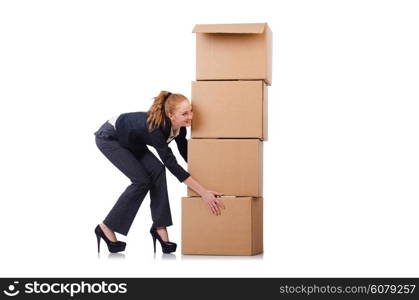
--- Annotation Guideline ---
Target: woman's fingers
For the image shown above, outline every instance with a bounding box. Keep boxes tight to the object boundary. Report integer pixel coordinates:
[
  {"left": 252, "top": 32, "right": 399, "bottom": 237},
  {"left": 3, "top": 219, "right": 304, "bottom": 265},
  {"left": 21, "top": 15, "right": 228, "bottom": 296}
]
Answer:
[
  {"left": 213, "top": 203, "right": 219, "bottom": 215},
  {"left": 204, "top": 192, "right": 225, "bottom": 215},
  {"left": 215, "top": 202, "right": 221, "bottom": 215},
  {"left": 206, "top": 199, "right": 225, "bottom": 215},
  {"left": 207, "top": 201, "right": 219, "bottom": 215},
  {"left": 215, "top": 199, "right": 225, "bottom": 210},
  {"left": 214, "top": 201, "right": 222, "bottom": 215},
  {"left": 209, "top": 203, "right": 217, "bottom": 215}
]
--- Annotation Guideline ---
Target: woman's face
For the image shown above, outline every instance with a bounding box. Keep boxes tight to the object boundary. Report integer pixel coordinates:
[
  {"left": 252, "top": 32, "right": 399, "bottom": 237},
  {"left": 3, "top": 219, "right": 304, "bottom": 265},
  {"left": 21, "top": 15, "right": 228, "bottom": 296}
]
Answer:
[{"left": 169, "top": 100, "right": 193, "bottom": 128}]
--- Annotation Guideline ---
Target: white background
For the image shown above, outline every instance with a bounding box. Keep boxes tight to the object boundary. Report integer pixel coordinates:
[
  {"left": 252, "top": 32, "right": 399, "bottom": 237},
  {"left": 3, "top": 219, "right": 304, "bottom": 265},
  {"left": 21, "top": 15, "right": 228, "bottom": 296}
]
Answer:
[{"left": 0, "top": 0, "right": 418, "bottom": 277}]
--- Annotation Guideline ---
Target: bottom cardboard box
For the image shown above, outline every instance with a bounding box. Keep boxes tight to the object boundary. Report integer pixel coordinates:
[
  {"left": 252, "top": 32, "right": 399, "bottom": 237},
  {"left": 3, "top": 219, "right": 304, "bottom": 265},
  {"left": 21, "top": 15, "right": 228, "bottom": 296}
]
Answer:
[{"left": 181, "top": 196, "right": 263, "bottom": 256}]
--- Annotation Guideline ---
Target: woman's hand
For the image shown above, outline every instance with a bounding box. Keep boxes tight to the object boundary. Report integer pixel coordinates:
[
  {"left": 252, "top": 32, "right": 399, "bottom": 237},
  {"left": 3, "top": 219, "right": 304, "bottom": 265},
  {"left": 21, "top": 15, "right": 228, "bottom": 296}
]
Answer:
[
  {"left": 201, "top": 190, "right": 225, "bottom": 215},
  {"left": 182, "top": 176, "right": 225, "bottom": 215}
]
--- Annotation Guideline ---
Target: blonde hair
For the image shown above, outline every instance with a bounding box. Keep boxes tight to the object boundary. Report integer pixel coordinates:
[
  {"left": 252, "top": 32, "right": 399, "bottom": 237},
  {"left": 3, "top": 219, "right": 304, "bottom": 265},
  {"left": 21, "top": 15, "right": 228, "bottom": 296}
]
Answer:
[{"left": 147, "top": 90, "right": 188, "bottom": 131}]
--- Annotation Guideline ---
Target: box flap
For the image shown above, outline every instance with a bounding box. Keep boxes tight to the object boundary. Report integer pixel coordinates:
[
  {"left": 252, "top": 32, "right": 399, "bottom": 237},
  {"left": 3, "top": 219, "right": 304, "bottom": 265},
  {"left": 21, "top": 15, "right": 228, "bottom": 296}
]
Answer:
[{"left": 193, "top": 23, "right": 266, "bottom": 34}]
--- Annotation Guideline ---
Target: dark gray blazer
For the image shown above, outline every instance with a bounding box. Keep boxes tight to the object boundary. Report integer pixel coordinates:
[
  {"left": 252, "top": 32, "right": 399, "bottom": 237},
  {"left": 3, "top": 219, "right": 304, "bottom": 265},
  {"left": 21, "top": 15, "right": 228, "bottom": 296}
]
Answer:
[{"left": 115, "top": 112, "right": 190, "bottom": 182}]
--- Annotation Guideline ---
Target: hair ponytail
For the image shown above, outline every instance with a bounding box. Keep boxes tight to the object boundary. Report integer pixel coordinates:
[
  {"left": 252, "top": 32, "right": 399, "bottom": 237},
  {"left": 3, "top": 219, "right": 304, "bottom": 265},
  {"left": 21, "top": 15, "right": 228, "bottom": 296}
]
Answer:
[{"left": 147, "top": 91, "right": 188, "bottom": 131}]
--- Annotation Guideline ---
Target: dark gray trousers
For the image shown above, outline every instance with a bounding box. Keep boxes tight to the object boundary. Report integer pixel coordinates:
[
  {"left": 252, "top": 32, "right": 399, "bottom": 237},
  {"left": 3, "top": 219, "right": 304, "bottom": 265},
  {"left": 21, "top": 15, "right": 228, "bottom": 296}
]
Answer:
[{"left": 94, "top": 121, "right": 172, "bottom": 236}]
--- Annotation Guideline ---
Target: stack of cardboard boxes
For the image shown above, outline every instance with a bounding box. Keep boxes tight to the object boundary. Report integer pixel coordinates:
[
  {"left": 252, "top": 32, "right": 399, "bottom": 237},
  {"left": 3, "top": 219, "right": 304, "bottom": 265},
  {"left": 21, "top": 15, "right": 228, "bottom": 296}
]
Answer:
[{"left": 182, "top": 23, "right": 272, "bottom": 255}]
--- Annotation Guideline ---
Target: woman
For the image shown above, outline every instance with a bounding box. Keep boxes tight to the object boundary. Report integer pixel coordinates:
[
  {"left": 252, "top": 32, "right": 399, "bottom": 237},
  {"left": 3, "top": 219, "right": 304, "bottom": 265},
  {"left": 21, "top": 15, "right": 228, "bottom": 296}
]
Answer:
[{"left": 94, "top": 91, "right": 224, "bottom": 254}]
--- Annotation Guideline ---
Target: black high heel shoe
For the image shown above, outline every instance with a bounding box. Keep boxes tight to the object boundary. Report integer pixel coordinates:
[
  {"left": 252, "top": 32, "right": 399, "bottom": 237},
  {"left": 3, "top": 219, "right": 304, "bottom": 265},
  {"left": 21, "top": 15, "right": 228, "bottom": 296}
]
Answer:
[
  {"left": 150, "top": 226, "right": 177, "bottom": 254},
  {"left": 95, "top": 225, "right": 126, "bottom": 253}
]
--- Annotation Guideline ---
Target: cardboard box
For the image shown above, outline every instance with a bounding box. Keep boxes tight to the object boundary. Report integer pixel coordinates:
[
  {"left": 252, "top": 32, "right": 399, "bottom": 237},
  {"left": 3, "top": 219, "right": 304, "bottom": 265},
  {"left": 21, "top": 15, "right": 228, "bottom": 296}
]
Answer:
[
  {"left": 187, "top": 139, "right": 263, "bottom": 197},
  {"left": 193, "top": 23, "right": 272, "bottom": 85},
  {"left": 191, "top": 80, "right": 268, "bottom": 140},
  {"left": 182, "top": 196, "right": 263, "bottom": 255}
]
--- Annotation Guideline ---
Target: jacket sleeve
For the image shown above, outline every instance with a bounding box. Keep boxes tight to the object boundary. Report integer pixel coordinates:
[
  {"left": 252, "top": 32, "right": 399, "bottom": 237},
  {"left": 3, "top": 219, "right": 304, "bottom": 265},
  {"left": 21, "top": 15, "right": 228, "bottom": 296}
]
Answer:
[
  {"left": 149, "top": 128, "right": 190, "bottom": 182},
  {"left": 174, "top": 127, "right": 188, "bottom": 163}
]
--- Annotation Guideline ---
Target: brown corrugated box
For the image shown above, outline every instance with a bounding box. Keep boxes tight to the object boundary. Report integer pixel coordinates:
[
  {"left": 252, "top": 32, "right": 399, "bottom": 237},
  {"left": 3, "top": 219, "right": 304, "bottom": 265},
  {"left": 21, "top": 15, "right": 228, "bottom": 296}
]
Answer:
[
  {"left": 193, "top": 23, "right": 272, "bottom": 85},
  {"left": 191, "top": 80, "right": 268, "bottom": 140},
  {"left": 182, "top": 196, "right": 263, "bottom": 255},
  {"left": 187, "top": 139, "right": 263, "bottom": 197}
]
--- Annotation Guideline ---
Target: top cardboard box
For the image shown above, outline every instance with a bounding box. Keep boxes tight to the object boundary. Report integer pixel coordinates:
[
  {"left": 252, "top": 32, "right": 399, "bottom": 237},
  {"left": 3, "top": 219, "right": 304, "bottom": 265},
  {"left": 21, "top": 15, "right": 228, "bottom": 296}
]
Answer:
[{"left": 193, "top": 23, "right": 272, "bottom": 86}]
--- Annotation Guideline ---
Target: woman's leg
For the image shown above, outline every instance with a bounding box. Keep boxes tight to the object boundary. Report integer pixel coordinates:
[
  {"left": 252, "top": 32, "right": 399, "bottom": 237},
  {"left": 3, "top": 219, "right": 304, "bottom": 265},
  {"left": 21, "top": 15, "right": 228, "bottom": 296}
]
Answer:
[
  {"left": 135, "top": 149, "right": 173, "bottom": 241},
  {"left": 95, "top": 135, "right": 151, "bottom": 236}
]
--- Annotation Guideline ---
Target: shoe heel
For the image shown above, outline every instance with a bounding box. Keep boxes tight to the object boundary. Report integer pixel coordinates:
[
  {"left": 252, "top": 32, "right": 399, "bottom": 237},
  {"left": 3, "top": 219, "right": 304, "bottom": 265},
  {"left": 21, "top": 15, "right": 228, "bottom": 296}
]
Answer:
[
  {"left": 152, "top": 236, "right": 157, "bottom": 253},
  {"left": 96, "top": 234, "right": 101, "bottom": 253}
]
